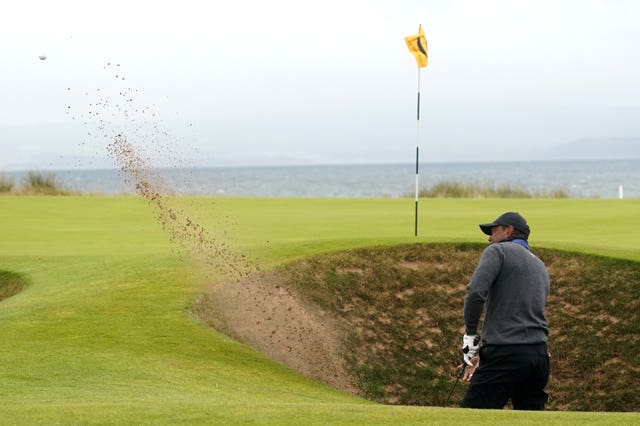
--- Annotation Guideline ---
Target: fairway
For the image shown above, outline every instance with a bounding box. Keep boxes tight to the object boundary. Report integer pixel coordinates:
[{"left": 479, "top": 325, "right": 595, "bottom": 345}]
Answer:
[{"left": 0, "top": 196, "right": 639, "bottom": 424}]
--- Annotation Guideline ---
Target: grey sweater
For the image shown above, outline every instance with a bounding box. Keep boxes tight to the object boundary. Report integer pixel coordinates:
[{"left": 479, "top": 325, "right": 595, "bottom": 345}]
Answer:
[{"left": 464, "top": 241, "right": 550, "bottom": 345}]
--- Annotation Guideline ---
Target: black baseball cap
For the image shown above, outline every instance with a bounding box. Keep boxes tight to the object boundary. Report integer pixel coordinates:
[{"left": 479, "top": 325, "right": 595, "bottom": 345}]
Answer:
[{"left": 479, "top": 212, "right": 530, "bottom": 238}]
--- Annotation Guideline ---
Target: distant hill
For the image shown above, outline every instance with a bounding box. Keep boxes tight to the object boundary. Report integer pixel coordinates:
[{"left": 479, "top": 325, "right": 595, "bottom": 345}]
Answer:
[{"left": 543, "top": 137, "right": 640, "bottom": 160}]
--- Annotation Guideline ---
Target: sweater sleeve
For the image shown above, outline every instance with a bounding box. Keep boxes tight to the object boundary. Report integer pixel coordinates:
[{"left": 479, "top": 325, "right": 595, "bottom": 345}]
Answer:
[{"left": 464, "top": 245, "right": 503, "bottom": 335}]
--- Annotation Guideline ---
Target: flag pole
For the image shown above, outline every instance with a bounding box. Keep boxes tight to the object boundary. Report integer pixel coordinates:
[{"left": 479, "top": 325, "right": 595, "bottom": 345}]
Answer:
[
  {"left": 404, "top": 24, "right": 428, "bottom": 237},
  {"left": 414, "top": 67, "right": 421, "bottom": 237}
]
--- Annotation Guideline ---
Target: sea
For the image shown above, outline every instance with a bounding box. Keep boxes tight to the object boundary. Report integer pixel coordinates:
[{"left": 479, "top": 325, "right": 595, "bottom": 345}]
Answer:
[{"left": 5, "top": 159, "right": 639, "bottom": 199}]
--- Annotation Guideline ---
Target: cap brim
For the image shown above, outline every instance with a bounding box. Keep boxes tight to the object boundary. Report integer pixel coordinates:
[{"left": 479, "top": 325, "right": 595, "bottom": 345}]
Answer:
[{"left": 479, "top": 222, "right": 498, "bottom": 235}]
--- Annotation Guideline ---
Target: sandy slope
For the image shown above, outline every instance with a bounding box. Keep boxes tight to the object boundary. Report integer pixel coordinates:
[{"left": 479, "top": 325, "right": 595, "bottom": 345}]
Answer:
[{"left": 192, "top": 272, "right": 359, "bottom": 395}]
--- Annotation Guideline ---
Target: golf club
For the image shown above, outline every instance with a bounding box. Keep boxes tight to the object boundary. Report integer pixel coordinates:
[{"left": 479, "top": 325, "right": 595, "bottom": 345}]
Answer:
[
  {"left": 446, "top": 363, "right": 466, "bottom": 404},
  {"left": 446, "top": 335, "right": 481, "bottom": 405}
]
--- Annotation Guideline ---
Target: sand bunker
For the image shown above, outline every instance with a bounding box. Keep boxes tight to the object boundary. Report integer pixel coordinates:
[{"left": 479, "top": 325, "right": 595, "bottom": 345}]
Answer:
[{"left": 192, "top": 272, "right": 358, "bottom": 394}]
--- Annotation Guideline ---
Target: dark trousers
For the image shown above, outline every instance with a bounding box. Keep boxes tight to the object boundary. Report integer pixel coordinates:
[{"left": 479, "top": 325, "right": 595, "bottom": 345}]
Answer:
[{"left": 461, "top": 342, "right": 550, "bottom": 410}]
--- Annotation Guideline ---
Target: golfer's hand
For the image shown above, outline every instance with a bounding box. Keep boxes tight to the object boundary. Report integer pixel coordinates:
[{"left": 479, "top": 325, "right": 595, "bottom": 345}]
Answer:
[{"left": 456, "top": 356, "right": 479, "bottom": 382}]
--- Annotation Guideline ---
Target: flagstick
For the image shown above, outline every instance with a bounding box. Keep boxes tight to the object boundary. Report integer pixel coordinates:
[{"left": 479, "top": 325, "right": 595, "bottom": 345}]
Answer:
[{"left": 414, "top": 67, "right": 421, "bottom": 237}]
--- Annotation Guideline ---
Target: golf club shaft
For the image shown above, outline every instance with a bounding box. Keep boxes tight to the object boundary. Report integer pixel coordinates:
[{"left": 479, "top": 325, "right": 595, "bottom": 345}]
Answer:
[{"left": 446, "top": 364, "right": 466, "bottom": 404}]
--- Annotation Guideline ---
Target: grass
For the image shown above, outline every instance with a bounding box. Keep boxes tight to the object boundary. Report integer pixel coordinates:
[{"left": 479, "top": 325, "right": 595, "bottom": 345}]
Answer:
[{"left": 0, "top": 195, "right": 639, "bottom": 424}]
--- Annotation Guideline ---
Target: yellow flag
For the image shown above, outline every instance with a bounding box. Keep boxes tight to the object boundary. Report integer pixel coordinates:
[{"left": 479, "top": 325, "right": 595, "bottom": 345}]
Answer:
[{"left": 405, "top": 25, "right": 428, "bottom": 68}]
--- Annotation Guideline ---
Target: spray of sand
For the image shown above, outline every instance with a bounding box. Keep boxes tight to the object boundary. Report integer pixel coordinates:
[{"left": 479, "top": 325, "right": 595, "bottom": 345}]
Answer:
[
  {"left": 106, "top": 133, "right": 256, "bottom": 278},
  {"left": 68, "top": 62, "right": 356, "bottom": 393}
]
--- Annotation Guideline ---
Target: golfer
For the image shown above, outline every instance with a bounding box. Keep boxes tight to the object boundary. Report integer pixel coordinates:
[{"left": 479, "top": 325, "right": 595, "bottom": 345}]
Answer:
[{"left": 459, "top": 212, "right": 550, "bottom": 410}]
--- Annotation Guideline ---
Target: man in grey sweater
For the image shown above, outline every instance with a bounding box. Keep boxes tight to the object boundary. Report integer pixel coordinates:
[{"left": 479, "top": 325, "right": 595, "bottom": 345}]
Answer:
[{"left": 460, "top": 212, "right": 550, "bottom": 410}]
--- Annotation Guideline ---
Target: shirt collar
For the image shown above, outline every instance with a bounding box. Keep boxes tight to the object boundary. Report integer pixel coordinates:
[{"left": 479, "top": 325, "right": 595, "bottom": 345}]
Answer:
[{"left": 501, "top": 238, "right": 530, "bottom": 250}]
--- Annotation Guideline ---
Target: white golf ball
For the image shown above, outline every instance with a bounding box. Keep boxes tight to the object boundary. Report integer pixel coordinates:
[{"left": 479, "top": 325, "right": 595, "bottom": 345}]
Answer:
[{"left": 39, "top": 54, "right": 47, "bottom": 60}]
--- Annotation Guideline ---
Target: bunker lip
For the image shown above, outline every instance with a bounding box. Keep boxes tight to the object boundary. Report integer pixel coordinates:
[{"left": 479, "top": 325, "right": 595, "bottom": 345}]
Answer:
[{"left": 0, "top": 270, "right": 28, "bottom": 302}]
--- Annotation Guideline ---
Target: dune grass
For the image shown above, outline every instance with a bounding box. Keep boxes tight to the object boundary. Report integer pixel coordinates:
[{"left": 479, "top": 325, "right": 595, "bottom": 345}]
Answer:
[
  {"left": 0, "top": 195, "right": 639, "bottom": 424},
  {"left": 0, "top": 173, "right": 15, "bottom": 193},
  {"left": 0, "top": 171, "right": 72, "bottom": 195}
]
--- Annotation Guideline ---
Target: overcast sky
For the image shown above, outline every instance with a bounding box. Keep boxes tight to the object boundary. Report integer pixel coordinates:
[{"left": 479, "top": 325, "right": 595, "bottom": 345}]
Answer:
[{"left": 1, "top": 0, "right": 639, "bottom": 170}]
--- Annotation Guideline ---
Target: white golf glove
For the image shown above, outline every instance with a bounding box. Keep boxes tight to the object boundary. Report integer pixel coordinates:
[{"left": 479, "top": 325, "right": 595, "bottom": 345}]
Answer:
[{"left": 462, "top": 334, "right": 480, "bottom": 366}]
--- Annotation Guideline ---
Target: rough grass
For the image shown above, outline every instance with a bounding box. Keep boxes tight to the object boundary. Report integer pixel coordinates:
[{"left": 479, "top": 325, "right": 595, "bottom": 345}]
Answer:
[
  {"left": 418, "top": 181, "right": 570, "bottom": 198},
  {"left": 270, "top": 243, "right": 640, "bottom": 411},
  {"left": 21, "top": 171, "right": 71, "bottom": 195}
]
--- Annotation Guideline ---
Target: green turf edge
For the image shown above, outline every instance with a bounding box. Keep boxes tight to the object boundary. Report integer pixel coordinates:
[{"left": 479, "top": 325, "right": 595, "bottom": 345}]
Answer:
[{"left": 1, "top": 402, "right": 638, "bottom": 425}]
